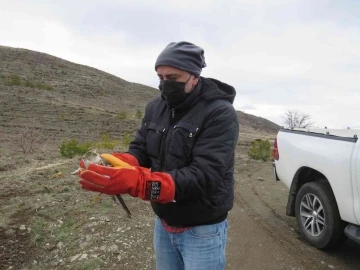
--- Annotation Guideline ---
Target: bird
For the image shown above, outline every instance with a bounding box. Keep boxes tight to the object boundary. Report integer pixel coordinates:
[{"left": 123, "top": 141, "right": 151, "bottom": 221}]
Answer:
[{"left": 71, "top": 150, "right": 132, "bottom": 218}]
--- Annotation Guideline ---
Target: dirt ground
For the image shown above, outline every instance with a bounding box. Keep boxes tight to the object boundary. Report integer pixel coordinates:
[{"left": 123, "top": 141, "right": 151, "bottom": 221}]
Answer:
[{"left": 1, "top": 141, "right": 360, "bottom": 270}]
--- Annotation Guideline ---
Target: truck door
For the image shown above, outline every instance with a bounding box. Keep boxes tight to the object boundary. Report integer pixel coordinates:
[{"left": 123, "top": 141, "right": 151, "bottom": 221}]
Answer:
[{"left": 354, "top": 141, "right": 360, "bottom": 224}]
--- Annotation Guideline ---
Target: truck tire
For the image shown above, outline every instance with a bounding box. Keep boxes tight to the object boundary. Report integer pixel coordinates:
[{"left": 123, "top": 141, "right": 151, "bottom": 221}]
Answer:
[{"left": 295, "top": 181, "right": 346, "bottom": 249}]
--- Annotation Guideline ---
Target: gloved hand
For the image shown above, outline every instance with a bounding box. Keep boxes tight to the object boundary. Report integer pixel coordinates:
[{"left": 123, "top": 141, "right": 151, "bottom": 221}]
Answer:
[
  {"left": 77, "top": 152, "right": 138, "bottom": 173},
  {"left": 79, "top": 164, "right": 175, "bottom": 204}
]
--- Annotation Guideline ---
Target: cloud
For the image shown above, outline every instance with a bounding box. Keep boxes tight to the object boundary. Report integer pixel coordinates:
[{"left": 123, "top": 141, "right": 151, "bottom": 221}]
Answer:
[
  {"left": 1, "top": 0, "right": 360, "bottom": 128},
  {"left": 222, "top": 22, "right": 360, "bottom": 128}
]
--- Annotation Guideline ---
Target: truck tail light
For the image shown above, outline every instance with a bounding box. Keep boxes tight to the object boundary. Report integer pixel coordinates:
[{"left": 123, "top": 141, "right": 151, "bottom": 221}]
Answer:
[{"left": 273, "top": 137, "right": 279, "bottom": 160}]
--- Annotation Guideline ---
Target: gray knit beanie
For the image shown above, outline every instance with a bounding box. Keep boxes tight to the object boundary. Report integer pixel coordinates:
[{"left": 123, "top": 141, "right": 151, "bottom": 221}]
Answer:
[{"left": 155, "top": 41, "right": 207, "bottom": 77}]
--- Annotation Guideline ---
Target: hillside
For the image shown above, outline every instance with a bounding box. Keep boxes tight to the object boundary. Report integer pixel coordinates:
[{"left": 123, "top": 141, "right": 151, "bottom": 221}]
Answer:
[
  {"left": 237, "top": 111, "right": 279, "bottom": 133},
  {"left": 0, "top": 45, "right": 279, "bottom": 153}
]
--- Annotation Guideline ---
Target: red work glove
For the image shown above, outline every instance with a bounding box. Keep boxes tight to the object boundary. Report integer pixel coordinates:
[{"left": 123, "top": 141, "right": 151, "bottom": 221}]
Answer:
[
  {"left": 79, "top": 165, "right": 175, "bottom": 204},
  {"left": 76, "top": 153, "right": 136, "bottom": 175}
]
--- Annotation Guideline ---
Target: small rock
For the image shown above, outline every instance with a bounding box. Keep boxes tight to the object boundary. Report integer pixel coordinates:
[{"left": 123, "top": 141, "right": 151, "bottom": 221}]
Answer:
[
  {"left": 100, "top": 216, "right": 110, "bottom": 222},
  {"left": 19, "top": 225, "right": 26, "bottom": 231},
  {"left": 86, "top": 222, "right": 98, "bottom": 228},
  {"left": 89, "top": 217, "right": 96, "bottom": 220},
  {"left": 328, "top": 265, "right": 335, "bottom": 269},
  {"left": 70, "top": 254, "right": 81, "bottom": 262},
  {"left": 45, "top": 243, "right": 56, "bottom": 251},
  {"left": 100, "top": 246, "right": 106, "bottom": 251},
  {"left": 57, "top": 242, "right": 65, "bottom": 249},
  {"left": 257, "top": 177, "right": 264, "bottom": 181},
  {"left": 27, "top": 228, "right": 31, "bottom": 233},
  {"left": 80, "top": 254, "right": 88, "bottom": 260},
  {"left": 33, "top": 260, "right": 37, "bottom": 265},
  {"left": 108, "top": 244, "right": 119, "bottom": 253},
  {"left": 117, "top": 255, "right": 122, "bottom": 261}
]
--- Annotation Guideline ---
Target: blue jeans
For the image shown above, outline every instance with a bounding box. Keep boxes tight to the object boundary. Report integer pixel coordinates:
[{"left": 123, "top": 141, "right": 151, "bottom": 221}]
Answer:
[{"left": 154, "top": 217, "right": 228, "bottom": 270}]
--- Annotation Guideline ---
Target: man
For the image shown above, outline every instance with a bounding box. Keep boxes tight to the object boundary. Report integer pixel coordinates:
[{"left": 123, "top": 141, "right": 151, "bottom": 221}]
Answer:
[{"left": 79, "top": 41, "right": 239, "bottom": 270}]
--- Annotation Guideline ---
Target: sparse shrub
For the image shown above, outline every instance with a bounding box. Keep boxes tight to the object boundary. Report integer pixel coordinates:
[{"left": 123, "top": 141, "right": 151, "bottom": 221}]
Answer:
[
  {"left": 55, "top": 185, "right": 70, "bottom": 193},
  {"left": 8, "top": 74, "right": 22, "bottom": 86},
  {"left": 30, "top": 216, "right": 47, "bottom": 245},
  {"left": 59, "top": 139, "right": 92, "bottom": 158},
  {"left": 247, "top": 139, "right": 272, "bottom": 161},
  {"left": 24, "top": 81, "right": 35, "bottom": 88},
  {"left": 116, "top": 111, "right": 127, "bottom": 120},
  {"left": 122, "top": 132, "right": 132, "bottom": 148},
  {"left": 35, "top": 82, "right": 54, "bottom": 90},
  {"left": 94, "top": 133, "right": 119, "bottom": 149},
  {"left": 78, "top": 259, "right": 103, "bottom": 270},
  {"left": 59, "top": 113, "right": 66, "bottom": 121},
  {"left": 4, "top": 74, "right": 53, "bottom": 90},
  {"left": 100, "top": 199, "right": 112, "bottom": 209},
  {"left": 15, "top": 127, "right": 41, "bottom": 154},
  {"left": 59, "top": 134, "right": 122, "bottom": 157},
  {"left": 54, "top": 219, "right": 75, "bottom": 242},
  {"left": 135, "top": 109, "right": 143, "bottom": 119}
]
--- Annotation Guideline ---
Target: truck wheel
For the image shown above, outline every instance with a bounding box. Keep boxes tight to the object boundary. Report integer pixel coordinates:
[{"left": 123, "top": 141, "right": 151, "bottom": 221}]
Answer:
[{"left": 295, "top": 181, "right": 346, "bottom": 249}]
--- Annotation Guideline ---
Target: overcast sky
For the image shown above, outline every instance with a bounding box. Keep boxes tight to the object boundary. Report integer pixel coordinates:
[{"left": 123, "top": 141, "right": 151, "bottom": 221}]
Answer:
[{"left": 1, "top": 0, "right": 360, "bottom": 128}]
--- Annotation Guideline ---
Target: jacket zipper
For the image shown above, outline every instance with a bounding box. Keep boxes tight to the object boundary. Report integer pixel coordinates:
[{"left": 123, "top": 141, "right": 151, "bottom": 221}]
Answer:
[{"left": 160, "top": 108, "right": 175, "bottom": 171}]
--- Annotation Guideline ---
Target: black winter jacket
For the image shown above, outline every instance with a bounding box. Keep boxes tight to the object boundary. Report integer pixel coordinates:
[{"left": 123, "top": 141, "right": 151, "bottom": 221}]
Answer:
[{"left": 128, "top": 77, "right": 239, "bottom": 227}]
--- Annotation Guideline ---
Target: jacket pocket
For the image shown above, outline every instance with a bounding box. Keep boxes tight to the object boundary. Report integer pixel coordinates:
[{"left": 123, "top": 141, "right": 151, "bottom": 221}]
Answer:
[
  {"left": 168, "top": 122, "right": 199, "bottom": 160},
  {"left": 145, "top": 122, "right": 165, "bottom": 158}
]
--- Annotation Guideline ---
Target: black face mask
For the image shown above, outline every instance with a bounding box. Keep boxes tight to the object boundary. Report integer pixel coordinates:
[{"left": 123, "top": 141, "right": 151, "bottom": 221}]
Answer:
[{"left": 158, "top": 76, "right": 192, "bottom": 107}]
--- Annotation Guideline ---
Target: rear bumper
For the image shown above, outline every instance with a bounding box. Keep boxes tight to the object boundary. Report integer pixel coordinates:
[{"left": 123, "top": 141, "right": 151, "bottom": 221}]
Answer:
[
  {"left": 272, "top": 162, "right": 280, "bottom": 182},
  {"left": 345, "top": 224, "right": 360, "bottom": 245}
]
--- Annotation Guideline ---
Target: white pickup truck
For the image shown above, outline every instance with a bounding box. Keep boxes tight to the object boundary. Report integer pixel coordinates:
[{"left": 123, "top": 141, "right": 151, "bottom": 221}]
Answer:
[{"left": 273, "top": 127, "right": 360, "bottom": 249}]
